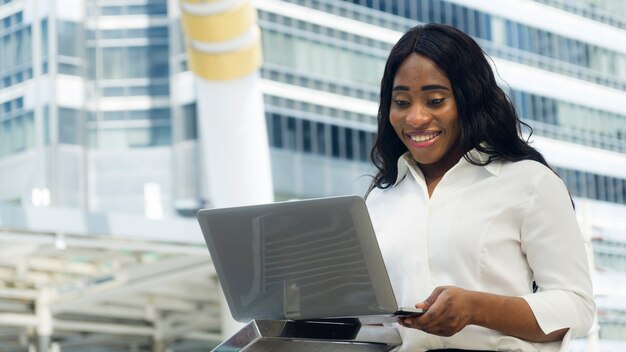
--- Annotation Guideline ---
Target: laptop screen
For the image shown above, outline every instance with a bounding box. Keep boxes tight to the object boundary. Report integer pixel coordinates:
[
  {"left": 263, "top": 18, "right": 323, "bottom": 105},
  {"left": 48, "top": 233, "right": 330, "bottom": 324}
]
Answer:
[{"left": 197, "top": 195, "right": 399, "bottom": 322}]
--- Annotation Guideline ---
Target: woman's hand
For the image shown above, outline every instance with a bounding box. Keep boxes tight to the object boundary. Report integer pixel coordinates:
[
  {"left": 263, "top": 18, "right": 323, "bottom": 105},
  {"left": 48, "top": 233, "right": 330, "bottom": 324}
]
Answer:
[
  {"left": 400, "top": 286, "right": 476, "bottom": 336},
  {"left": 398, "top": 286, "right": 569, "bottom": 342}
]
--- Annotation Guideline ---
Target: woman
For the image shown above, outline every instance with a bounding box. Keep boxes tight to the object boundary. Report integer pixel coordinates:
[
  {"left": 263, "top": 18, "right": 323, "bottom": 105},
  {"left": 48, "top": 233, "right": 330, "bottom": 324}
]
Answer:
[{"left": 366, "top": 23, "right": 595, "bottom": 351}]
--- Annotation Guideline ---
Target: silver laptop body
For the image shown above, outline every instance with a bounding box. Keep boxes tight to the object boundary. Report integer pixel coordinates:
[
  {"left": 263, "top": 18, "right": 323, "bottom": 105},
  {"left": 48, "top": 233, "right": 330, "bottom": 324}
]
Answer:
[{"left": 197, "top": 195, "right": 424, "bottom": 323}]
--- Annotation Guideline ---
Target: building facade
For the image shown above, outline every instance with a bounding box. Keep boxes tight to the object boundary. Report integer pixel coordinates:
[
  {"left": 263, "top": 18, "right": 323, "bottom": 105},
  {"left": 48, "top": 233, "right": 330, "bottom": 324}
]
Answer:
[{"left": 1, "top": 0, "right": 626, "bottom": 350}]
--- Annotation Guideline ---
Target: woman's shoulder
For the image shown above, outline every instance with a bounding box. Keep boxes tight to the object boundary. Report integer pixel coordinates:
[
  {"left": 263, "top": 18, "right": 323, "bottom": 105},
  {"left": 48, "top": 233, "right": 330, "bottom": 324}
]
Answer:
[
  {"left": 365, "top": 185, "right": 388, "bottom": 205},
  {"left": 365, "top": 181, "right": 411, "bottom": 208},
  {"left": 500, "top": 158, "right": 558, "bottom": 178},
  {"left": 499, "top": 159, "right": 567, "bottom": 191}
]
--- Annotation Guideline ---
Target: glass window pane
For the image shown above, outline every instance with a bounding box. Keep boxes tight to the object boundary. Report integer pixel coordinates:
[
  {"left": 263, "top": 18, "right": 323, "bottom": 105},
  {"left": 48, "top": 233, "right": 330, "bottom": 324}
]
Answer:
[
  {"left": 59, "top": 108, "right": 80, "bottom": 144},
  {"left": 100, "top": 129, "right": 126, "bottom": 148},
  {"left": 102, "top": 47, "right": 124, "bottom": 79},
  {"left": 58, "top": 20, "right": 80, "bottom": 57},
  {"left": 127, "top": 46, "right": 149, "bottom": 78},
  {"left": 128, "top": 127, "right": 150, "bottom": 147},
  {"left": 149, "top": 45, "right": 169, "bottom": 77},
  {"left": 151, "top": 126, "right": 171, "bottom": 146},
  {"left": 302, "top": 119, "right": 311, "bottom": 153}
]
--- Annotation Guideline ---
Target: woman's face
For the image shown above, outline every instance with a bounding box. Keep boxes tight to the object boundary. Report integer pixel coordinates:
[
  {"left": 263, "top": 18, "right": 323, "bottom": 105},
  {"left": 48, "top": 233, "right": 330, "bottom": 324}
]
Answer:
[{"left": 389, "top": 53, "right": 463, "bottom": 177}]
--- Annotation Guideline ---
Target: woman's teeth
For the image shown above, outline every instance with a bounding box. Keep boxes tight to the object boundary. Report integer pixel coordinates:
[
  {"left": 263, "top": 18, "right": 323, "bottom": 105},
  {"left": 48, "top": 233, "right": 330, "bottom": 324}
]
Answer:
[{"left": 410, "top": 132, "right": 439, "bottom": 142}]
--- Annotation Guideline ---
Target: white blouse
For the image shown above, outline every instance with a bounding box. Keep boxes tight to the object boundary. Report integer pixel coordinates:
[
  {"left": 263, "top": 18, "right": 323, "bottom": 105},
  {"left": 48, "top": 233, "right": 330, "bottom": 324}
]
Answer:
[{"left": 366, "top": 150, "right": 595, "bottom": 352}]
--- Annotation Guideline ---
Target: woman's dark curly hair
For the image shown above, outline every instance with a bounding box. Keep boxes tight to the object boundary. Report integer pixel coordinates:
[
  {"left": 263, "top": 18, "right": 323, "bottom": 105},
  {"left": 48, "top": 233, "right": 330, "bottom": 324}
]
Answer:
[{"left": 369, "top": 23, "right": 551, "bottom": 192}]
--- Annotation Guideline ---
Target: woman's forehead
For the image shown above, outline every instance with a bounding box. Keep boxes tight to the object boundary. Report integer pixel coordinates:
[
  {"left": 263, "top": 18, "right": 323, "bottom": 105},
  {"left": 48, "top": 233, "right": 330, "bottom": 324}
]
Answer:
[{"left": 393, "top": 53, "right": 451, "bottom": 88}]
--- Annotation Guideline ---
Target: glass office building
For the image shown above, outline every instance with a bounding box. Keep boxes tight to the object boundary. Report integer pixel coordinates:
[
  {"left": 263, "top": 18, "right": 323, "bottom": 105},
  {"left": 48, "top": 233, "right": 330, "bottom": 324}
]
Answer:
[{"left": 1, "top": 0, "right": 626, "bottom": 350}]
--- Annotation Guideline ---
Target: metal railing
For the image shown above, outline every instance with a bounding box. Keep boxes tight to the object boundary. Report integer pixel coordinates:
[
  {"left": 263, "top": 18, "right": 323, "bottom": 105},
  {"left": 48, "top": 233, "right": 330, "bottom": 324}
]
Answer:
[
  {"left": 479, "top": 39, "right": 626, "bottom": 92},
  {"left": 260, "top": 63, "right": 379, "bottom": 102},
  {"left": 525, "top": 119, "right": 626, "bottom": 154},
  {"left": 532, "top": 0, "right": 626, "bottom": 30},
  {"left": 283, "top": 0, "right": 626, "bottom": 91}
]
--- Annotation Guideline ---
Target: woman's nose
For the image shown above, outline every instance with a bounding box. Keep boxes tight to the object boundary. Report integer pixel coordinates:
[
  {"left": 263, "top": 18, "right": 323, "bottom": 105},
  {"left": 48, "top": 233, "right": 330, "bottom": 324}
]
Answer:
[{"left": 406, "top": 105, "right": 432, "bottom": 127}]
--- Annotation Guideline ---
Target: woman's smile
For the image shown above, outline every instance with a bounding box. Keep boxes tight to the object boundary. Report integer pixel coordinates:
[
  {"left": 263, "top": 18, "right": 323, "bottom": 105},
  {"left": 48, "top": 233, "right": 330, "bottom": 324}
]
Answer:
[
  {"left": 406, "top": 131, "right": 442, "bottom": 147},
  {"left": 390, "top": 53, "right": 463, "bottom": 177}
]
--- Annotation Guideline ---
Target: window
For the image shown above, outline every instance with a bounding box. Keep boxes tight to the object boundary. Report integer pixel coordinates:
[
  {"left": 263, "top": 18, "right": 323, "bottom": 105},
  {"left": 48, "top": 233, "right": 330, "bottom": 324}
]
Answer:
[
  {"left": 260, "top": 27, "right": 386, "bottom": 86},
  {"left": 315, "top": 122, "right": 327, "bottom": 156},
  {"left": 58, "top": 20, "right": 81, "bottom": 58},
  {"left": 286, "top": 117, "right": 297, "bottom": 151},
  {"left": 0, "top": 18, "right": 33, "bottom": 88},
  {"left": 345, "top": 128, "right": 354, "bottom": 160},
  {"left": 331, "top": 125, "right": 340, "bottom": 158},
  {"left": 270, "top": 113, "right": 282, "bottom": 148},
  {"left": 181, "top": 103, "right": 197, "bottom": 141},
  {"left": 264, "top": 110, "right": 374, "bottom": 163},
  {"left": 100, "top": 45, "right": 169, "bottom": 79},
  {"left": 59, "top": 108, "right": 81, "bottom": 145},
  {"left": 94, "top": 125, "right": 171, "bottom": 149},
  {"left": 556, "top": 167, "right": 626, "bottom": 205},
  {"left": 302, "top": 119, "right": 312, "bottom": 153},
  {"left": 0, "top": 98, "right": 35, "bottom": 156},
  {"left": 511, "top": 88, "right": 626, "bottom": 153}
]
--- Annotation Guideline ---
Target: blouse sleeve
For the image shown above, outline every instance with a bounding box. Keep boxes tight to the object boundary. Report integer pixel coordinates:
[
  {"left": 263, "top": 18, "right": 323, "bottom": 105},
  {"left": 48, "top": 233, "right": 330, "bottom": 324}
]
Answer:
[{"left": 519, "top": 171, "right": 596, "bottom": 338}]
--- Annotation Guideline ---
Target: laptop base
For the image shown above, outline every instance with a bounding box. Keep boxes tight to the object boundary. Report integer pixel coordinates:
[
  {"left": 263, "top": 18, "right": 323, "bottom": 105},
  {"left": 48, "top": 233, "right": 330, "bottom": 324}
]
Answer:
[{"left": 211, "top": 319, "right": 401, "bottom": 352}]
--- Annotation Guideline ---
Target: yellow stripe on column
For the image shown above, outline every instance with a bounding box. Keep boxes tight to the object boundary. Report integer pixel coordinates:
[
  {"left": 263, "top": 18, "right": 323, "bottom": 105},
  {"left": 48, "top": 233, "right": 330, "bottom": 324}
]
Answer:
[
  {"left": 187, "top": 34, "right": 262, "bottom": 81},
  {"left": 181, "top": 0, "right": 256, "bottom": 42}
]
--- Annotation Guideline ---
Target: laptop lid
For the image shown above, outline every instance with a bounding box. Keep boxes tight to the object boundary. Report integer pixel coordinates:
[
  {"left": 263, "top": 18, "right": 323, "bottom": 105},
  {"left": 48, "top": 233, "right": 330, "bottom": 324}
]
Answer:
[{"left": 197, "top": 195, "right": 404, "bottom": 322}]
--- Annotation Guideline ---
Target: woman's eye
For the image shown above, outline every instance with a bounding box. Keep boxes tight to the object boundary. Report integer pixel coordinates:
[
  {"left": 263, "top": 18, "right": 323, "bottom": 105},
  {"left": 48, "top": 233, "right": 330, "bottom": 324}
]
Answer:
[
  {"left": 428, "top": 98, "right": 445, "bottom": 105},
  {"left": 394, "top": 100, "right": 409, "bottom": 107}
]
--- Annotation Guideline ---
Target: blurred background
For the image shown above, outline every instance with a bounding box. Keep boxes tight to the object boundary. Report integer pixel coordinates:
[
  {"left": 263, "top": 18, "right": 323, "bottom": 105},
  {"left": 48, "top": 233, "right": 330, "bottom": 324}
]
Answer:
[{"left": 1, "top": 0, "right": 626, "bottom": 351}]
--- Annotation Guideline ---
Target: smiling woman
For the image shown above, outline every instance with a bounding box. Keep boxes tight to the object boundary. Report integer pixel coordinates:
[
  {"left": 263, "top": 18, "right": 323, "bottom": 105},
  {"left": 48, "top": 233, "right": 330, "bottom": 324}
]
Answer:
[
  {"left": 389, "top": 53, "right": 462, "bottom": 195},
  {"left": 366, "top": 23, "right": 595, "bottom": 352}
]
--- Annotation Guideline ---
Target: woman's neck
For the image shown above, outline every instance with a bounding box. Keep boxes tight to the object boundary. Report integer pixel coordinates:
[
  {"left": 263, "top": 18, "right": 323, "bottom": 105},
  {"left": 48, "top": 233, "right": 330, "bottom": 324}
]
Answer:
[{"left": 417, "top": 146, "right": 465, "bottom": 196}]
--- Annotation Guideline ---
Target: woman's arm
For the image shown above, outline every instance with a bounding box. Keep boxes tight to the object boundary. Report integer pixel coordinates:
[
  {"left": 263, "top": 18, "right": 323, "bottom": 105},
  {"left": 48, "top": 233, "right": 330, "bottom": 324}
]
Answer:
[
  {"left": 403, "top": 170, "right": 595, "bottom": 342},
  {"left": 400, "top": 286, "right": 568, "bottom": 342}
]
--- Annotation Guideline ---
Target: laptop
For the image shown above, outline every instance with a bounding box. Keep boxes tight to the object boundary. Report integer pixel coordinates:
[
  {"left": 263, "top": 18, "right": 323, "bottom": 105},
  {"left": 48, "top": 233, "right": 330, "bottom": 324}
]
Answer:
[{"left": 196, "top": 195, "right": 424, "bottom": 323}]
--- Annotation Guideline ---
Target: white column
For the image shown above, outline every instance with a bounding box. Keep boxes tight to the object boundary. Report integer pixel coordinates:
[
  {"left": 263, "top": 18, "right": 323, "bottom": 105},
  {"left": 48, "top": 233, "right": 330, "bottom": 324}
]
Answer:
[
  {"left": 178, "top": 0, "right": 273, "bottom": 339},
  {"left": 36, "top": 289, "right": 53, "bottom": 352},
  {"left": 195, "top": 72, "right": 273, "bottom": 208}
]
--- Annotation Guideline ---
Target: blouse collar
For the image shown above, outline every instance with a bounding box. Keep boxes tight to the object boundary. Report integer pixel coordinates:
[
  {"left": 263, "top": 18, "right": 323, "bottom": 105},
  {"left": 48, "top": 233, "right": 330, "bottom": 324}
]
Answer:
[{"left": 393, "top": 148, "right": 502, "bottom": 186}]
